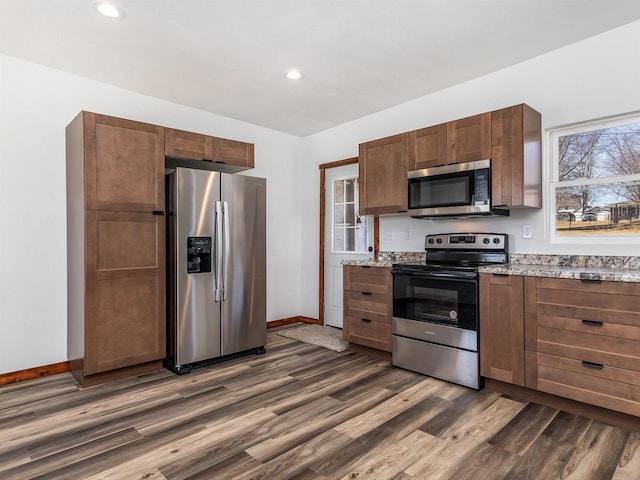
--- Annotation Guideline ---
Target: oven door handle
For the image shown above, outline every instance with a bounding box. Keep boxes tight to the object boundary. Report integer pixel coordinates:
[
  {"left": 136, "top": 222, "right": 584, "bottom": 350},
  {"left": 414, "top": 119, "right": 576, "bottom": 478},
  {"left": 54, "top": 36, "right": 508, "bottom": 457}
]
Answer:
[{"left": 393, "top": 270, "right": 477, "bottom": 281}]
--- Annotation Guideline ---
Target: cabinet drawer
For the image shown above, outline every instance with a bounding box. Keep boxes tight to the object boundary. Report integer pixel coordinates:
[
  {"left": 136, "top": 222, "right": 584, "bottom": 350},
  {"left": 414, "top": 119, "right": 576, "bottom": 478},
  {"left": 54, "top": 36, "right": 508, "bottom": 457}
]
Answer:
[
  {"left": 345, "top": 316, "right": 392, "bottom": 352},
  {"left": 344, "top": 291, "right": 391, "bottom": 323},
  {"left": 537, "top": 314, "right": 640, "bottom": 341},
  {"left": 537, "top": 326, "right": 640, "bottom": 371},
  {"left": 537, "top": 303, "right": 640, "bottom": 328},
  {"left": 536, "top": 353, "right": 640, "bottom": 417},
  {"left": 536, "top": 278, "right": 640, "bottom": 327},
  {"left": 536, "top": 277, "right": 640, "bottom": 296},
  {"left": 344, "top": 266, "right": 392, "bottom": 294}
]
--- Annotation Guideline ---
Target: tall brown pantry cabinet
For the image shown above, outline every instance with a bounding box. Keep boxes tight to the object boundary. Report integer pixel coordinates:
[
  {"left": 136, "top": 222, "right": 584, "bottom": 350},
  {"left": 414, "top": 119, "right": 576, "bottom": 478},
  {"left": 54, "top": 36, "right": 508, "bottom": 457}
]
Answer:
[{"left": 66, "top": 112, "right": 166, "bottom": 387}]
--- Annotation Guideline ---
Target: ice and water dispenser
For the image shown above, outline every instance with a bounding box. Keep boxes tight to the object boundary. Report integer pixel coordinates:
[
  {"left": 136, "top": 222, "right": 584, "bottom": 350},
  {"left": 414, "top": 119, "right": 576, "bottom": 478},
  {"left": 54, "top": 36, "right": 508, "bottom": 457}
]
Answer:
[{"left": 187, "top": 237, "right": 212, "bottom": 274}]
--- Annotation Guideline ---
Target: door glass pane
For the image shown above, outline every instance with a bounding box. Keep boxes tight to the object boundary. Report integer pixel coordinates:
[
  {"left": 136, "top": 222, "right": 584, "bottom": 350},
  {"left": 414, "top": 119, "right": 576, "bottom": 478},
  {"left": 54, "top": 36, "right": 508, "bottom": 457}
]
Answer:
[
  {"left": 332, "top": 176, "right": 367, "bottom": 253},
  {"left": 334, "top": 205, "right": 345, "bottom": 225},
  {"left": 345, "top": 180, "right": 354, "bottom": 202},
  {"left": 334, "top": 180, "right": 345, "bottom": 203},
  {"left": 334, "top": 227, "right": 344, "bottom": 251},
  {"left": 345, "top": 204, "right": 355, "bottom": 226}
]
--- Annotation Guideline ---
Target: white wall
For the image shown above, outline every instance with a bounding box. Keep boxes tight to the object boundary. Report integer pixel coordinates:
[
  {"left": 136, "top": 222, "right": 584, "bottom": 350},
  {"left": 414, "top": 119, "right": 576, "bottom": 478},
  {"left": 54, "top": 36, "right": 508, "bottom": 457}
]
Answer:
[
  {"left": 0, "top": 54, "right": 301, "bottom": 374},
  {"left": 298, "top": 20, "right": 640, "bottom": 319}
]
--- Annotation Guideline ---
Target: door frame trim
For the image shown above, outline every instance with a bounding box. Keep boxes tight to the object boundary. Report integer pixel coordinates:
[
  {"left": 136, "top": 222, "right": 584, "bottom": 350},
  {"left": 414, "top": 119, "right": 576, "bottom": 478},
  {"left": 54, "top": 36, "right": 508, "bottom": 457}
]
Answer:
[{"left": 318, "top": 158, "right": 379, "bottom": 325}]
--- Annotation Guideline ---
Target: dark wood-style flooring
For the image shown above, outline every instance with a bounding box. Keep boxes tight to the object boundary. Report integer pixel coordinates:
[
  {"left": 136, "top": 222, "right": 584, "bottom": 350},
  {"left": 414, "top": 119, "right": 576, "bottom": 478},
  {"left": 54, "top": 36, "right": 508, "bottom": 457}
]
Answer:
[{"left": 0, "top": 330, "right": 638, "bottom": 479}]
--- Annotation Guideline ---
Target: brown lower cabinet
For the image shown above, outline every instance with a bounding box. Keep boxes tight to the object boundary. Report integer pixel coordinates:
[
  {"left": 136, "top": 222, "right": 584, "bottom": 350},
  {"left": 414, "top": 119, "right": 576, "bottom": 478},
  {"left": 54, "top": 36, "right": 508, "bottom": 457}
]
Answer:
[
  {"left": 479, "top": 273, "right": 525, "bottom": 386},
  {"left": 481, "top": 273, "right": 640, "bottom": 420},
  {"left": 343, "top": 266, "right": 392, "bottom": 352},
  {"left": 67, "top": 112, "right": 166, "bottom": 386},
  {"left": 83, "top": 211, "right": 165, "bottom": 376}
]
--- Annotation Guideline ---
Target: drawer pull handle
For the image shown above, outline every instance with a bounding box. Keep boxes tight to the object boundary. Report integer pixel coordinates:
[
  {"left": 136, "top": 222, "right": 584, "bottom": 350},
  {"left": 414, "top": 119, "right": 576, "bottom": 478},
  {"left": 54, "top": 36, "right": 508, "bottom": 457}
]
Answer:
[
  {"left": 152, "top": 210, "right": 165, "bottom": 216},
  {"left": 580, "top": 273, "right": 602, "bottom": 283},
  {"left": 361, "top": 318, "right": 372, "bottom": 323},
  {"left": 492, "top": 273, "right": 509, "bottom": 277},
  {"left": 362, "top": 291, "right": 373, "bottom": 296},
  {"left": 582, "top": 361, "right": 603, "bottom": 369},
  {"left": 582, "top": 320, "right": 603, "bottom": 327},
  {"left": 361, "top": 265, "right": 371, "bottom": 269}
]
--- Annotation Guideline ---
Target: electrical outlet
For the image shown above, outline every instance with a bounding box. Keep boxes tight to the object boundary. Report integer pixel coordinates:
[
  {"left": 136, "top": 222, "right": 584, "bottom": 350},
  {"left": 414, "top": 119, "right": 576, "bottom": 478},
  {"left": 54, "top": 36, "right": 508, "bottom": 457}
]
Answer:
[
  {"left": 383, "top": 230, "right": 392, "bottom": 241},
  {"left": 522, "top": 224, "right": 533, "bottom": 239},
  {"left": 404, "top": 228, "right": 412, "bottom": 240}
]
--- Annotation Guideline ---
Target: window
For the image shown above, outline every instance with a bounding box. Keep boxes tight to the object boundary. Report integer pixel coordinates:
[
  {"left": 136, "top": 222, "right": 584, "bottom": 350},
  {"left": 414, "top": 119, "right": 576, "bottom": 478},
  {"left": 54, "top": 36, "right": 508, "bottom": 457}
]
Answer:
[
  {"left": 332, "top": 177, "right": 367, "bottom": 253},
  {"left": 549, "top": 113, "right": 640, "bottom": 240}
]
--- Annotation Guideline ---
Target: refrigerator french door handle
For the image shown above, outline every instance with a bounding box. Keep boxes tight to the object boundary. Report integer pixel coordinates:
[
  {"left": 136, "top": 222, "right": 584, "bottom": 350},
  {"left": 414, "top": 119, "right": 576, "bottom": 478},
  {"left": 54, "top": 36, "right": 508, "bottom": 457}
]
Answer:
[
  {"left": 215, "top": 201, "right": 223, "bottom": 302},
  {"left": 223, "top": 201, "right": 230, "bottom": 301}
]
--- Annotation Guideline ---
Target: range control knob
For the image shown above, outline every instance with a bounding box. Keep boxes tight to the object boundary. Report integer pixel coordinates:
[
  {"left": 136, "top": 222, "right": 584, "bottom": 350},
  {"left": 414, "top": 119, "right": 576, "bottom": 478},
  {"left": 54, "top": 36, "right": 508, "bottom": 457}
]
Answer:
[
  {"left": 428, "top": 238, "right": 435, "bottom": 244},
  {"left": 436, "top": 238, "right": 443, "bottom": 244},
  {"left": 483, "top": 238, "right": 490, "bottom": 244},
  {"left": 493, "top": 237, "right": 501, "bottom": 244}
]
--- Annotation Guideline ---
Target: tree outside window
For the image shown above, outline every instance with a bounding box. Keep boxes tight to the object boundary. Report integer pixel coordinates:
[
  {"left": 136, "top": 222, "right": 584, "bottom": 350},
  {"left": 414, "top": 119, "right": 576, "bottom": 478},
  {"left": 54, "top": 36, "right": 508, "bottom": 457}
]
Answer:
[{"left": 550, "top": 114, "right": 640, "bottom": 237}]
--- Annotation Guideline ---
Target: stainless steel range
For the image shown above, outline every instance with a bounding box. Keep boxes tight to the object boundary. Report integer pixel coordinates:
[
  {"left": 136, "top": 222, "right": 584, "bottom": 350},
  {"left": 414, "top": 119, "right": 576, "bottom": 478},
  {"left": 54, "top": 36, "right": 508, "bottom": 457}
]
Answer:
[{"left": 391, "top": 233, "right": 508, "bottom": 389}]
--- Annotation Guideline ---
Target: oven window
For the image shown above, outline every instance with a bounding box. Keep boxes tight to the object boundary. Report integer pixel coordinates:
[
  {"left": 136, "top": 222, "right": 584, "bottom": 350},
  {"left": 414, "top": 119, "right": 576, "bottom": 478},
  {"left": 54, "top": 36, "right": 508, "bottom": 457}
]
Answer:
[
  {"left": 393, "top": 274, "right": 478, "bottom": 331},
  {"left": 412, "top": 287, "right": 459, "bottom": 325},
  {"left": 409, "top": 173, "right": 471, "bottom": 208}
]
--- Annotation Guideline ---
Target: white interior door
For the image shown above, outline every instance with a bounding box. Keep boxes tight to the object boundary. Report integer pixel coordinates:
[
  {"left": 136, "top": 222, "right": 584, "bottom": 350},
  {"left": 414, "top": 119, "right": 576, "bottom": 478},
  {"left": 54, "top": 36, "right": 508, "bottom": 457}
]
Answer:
[{"left": 324, "top": 163, "right": 374, "bottom": 328}]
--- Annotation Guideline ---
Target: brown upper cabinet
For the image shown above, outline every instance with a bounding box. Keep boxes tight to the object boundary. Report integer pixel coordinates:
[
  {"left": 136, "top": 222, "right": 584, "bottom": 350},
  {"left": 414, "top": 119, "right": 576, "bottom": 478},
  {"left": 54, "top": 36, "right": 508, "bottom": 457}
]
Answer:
[
  {"left": 447, "top": 112, "right": 492, "bottom": 165},
  {"left": 409, "top": 113, "right": 492, "bottom": 170},
  {"left": 359, "top": 133, "right": 409, "bottom": 215},
  {"left": 165, "top": 128, "right": 211, "bottom": 162},
  {"left": 491, "top": 104, "right": 542, "bottom": 209},
  {"left": 85, "top": 113, "right": 165, "bottom": 213},
  {"left": 165, "top": 128, "right": 254, "bottom": 169},
  {"left": 362, "top": 103, "right": 541, "bottom": 214},
  {"left": 408, "top": 123, "right": 447, "bottom": 170}
]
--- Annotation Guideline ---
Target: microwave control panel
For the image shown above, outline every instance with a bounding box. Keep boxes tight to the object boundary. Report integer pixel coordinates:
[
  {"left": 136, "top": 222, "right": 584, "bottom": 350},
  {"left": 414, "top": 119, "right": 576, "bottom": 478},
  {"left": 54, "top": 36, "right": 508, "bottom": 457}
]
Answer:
[{"left": 474, "top": 170, "right": 489, "bottom": 204}]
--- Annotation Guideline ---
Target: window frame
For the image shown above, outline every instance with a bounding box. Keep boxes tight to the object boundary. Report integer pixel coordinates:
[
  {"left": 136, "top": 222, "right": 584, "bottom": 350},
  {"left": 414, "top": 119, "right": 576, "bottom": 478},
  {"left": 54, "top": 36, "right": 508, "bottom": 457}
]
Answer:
[{"left": 548, "top": 111, "right": 640, "bottom": 245}]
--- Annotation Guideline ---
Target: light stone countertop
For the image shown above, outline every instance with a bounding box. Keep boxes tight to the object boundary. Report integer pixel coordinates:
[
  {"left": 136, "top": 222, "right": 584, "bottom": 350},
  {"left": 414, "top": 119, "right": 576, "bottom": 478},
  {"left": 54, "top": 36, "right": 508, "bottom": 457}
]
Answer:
[
  {"left": 479, "top": 253, "right": 640, "bottom": 282},
  {"left": 477, "top": 264, "right": 640, "bottom": 283},
  {"left": 342, "top": 252, "right": 640, "bottom": 282},
  {"left": 341, "top": 259, "right": 396, "bottom": 267},
  {"left": 342, "top": 251, "right": 426, "bottom": 268}
]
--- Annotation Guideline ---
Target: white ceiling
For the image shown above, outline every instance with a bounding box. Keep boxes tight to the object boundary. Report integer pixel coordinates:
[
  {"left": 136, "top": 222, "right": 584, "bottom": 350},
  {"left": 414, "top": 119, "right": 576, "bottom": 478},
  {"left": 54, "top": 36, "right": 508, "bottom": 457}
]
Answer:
[{"left": 1, "top": 1, "right": 640, "bottom": 136}]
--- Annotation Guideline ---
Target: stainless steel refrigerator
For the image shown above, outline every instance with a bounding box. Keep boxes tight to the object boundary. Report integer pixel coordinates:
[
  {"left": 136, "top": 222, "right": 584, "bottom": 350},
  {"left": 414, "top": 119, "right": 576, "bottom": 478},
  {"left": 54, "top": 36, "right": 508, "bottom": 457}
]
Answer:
[{"left": 166, "top": 167, "right": 266, "bottom": 374}]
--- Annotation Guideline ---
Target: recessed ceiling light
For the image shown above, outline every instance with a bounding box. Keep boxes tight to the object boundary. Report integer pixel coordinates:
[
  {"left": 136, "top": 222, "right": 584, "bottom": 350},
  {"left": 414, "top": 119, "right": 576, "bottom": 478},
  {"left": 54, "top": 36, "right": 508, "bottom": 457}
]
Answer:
[
  {"left": 286, "top": 70, "right": 302, "bottom": 80},
  {"left": 93, "top": 1, "right": 126, "bottom": 19}
]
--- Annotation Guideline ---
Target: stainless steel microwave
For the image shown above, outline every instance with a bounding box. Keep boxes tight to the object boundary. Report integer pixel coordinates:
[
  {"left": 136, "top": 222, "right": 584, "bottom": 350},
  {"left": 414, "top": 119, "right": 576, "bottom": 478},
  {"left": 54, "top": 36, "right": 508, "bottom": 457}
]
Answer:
[{"left": 408, "top": 159, "right": 505, "bottom": 218}]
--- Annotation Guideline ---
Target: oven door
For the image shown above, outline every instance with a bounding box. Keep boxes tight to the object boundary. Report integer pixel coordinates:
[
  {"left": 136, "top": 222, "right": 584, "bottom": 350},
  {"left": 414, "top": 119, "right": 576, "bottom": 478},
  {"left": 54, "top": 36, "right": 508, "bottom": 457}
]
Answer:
[{"left": 392, "top": 268, "right": 478, "bottom": 351}]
